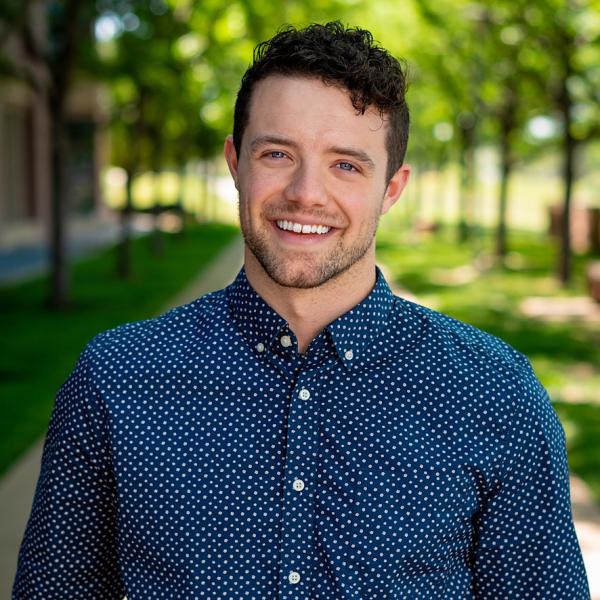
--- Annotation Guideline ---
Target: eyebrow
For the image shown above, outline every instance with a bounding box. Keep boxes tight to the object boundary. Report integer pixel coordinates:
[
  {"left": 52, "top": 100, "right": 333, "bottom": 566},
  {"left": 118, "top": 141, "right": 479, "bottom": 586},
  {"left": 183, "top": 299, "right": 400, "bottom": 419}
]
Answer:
[
  {"left": 250, "top": 135, "right": 299, "bottom": 152},
  {"left": 249, "top": 135, "right": 376, "bottom": 171}
]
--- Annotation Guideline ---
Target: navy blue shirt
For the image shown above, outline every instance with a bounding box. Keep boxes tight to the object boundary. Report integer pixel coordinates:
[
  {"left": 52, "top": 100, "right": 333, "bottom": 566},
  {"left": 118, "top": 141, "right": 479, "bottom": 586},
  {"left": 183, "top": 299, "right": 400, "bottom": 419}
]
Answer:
[{"left": 14, "top": 268, "right": 590, "bottom": 599}]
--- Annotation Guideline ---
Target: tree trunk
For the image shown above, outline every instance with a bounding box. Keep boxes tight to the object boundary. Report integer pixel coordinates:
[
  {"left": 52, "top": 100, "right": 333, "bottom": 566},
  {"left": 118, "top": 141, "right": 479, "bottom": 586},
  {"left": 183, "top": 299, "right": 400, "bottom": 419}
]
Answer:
[
  {"left": 45, "top": 0, "right": 84, "bottom": 308},
  {"left": 457, "top": 124, "right": 475, "bottom": 243},
  {"left": 495, "top": 84, "right": 518, "bottom": 261},
  {"left": 117, "top": 167, "right": 134, "bottom": 278},
  {"left": 433, "top": 147, "right": 448, "bottom": 231},
  {"left": 177, "top": 163, "right": 187, "bottom": 236},
  {"left": 559, "top": 113, "right": 575, "bottom": 286},
  {"left": 151, "top": 170, "right": 163, "bottom": 256},
  {"left": 48, "top": 100, "right": 69, "bottom": 308},
  {"left": 558, "top": 76, "right": 576, "bottom": 286},
  {"left": 201, "top": 159, "right": 209, "bottom": 222},
  {"left": 495, "top": 128, "right": 512, "bottom": 259}
]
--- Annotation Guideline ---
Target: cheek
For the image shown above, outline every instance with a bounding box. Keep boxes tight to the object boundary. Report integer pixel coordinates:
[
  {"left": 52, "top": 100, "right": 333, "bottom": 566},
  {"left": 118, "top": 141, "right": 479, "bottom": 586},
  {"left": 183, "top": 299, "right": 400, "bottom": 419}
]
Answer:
[
  {"left": 243, "top": 173, "right": 284, "bottom": 209},
  {"left": 338, "top": 190, "right": 383, "bottom": 225}
]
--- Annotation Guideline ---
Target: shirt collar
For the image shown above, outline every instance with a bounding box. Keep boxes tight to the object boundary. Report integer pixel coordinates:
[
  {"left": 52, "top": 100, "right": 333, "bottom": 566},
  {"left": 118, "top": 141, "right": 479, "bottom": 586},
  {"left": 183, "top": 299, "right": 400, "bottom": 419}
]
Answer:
[
  {"left": 226, "top": 266, "right": 398, "bottom": 367},
  {"left": 326, "top": 266, "right": 395, "bottom": 368},
  {"left": 226, "top": 268, "right": 288, "bottom": 355}
]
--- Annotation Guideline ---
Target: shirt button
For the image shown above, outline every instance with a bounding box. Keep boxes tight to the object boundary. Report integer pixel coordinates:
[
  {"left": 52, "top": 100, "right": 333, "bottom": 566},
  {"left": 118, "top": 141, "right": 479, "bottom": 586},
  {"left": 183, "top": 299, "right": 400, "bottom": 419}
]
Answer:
[
  {"left": 344, "top": 349, "right": 354, "bottom": 360},
  {"left": 298, "top": 388, "right": 311, "bottom": 400},
  {"left": 293, "top": 479, "right": 305, "bottom": 491},
  {"left": 255, "top": 342, "right": 265, "bottom": 353},
  {"left": 280, "top": 335, "right": 292, "bottom": 348},
  {"left": 288, "top": 571, "right": 301, "bottom": 584}
]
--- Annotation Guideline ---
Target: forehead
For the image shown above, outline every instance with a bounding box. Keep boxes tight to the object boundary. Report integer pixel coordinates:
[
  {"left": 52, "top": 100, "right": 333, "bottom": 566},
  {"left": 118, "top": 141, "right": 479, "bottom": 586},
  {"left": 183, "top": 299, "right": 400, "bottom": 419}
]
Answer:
[{"left": 245, "top": 75, "right": 387, "bottom": 152}]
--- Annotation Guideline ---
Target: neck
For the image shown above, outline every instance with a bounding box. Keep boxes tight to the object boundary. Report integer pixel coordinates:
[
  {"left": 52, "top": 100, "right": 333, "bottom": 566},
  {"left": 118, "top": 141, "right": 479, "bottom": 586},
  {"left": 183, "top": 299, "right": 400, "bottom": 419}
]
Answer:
[{"left": 244, "top": 248, "right": 377, "bottom": 353}]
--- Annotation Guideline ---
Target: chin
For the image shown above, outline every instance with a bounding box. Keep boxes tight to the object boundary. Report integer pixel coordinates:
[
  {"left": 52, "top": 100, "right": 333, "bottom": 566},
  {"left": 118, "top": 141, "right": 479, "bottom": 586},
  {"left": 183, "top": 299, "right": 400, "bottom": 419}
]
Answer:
[{"left": 258, "top": 257, "right": 353, "bottom": 290}]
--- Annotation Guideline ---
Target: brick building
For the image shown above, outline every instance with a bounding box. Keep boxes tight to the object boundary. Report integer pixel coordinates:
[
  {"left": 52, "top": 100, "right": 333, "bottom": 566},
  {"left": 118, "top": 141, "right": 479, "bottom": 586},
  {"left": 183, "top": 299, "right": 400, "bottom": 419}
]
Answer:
[{"left": 0, "top": 4, "right": 108, "bottom": 249}]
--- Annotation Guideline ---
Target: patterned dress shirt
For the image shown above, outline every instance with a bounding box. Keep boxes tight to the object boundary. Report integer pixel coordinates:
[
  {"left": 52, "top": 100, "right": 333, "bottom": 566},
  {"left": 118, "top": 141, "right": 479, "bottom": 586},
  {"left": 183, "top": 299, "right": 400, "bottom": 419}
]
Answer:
[{"left": 14, "top": 267, "right": 590, "bottom": 599}]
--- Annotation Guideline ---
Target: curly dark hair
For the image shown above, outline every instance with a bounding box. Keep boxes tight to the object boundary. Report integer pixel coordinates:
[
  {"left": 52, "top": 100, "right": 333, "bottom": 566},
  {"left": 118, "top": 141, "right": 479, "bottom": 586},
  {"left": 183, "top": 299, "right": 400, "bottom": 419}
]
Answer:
[{"left": 233, "top": 21, "right": 410, "bottom": 183}]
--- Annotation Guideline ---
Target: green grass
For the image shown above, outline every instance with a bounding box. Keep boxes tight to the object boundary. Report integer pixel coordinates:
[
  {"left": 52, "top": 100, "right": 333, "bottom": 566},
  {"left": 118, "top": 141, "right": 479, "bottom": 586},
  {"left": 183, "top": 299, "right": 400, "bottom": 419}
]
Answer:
[
  {"left": 0, "top": 222, "right": 238, "bottom": 477},
  {"left": 376, "top": 224, "right": 600, "bottom": 502}
]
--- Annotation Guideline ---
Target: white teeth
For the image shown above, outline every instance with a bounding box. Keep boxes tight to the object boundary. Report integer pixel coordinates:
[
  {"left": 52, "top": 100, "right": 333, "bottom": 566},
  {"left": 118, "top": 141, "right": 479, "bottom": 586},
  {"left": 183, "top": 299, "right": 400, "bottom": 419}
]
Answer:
[{"left": 276, "top": 220, "right": 331, "bottom": 235}]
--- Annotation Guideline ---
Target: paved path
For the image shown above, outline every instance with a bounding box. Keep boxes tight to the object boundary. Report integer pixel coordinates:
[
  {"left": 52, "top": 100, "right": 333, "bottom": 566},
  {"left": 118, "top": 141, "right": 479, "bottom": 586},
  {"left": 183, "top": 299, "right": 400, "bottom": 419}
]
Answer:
[
  {"left": 0, "top": 214, "right": 160, "bottom": 286},
  {"left": 1, "top": 246, "right": 598, "bottom": 598},
  {"left": 0, "top": 218, "right": 121, "bottom": 285}
]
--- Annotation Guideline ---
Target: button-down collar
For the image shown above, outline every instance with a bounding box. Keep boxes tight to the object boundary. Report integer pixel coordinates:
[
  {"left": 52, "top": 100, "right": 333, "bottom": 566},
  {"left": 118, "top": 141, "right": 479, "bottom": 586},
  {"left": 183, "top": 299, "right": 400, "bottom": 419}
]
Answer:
[
  {"left": 226, "top": 268, "right": 289, "bottom": 355},
  {"left": 227, "top": 266, "right": 425, "bottom": 369},
  {"left": 326, "top": 267, "right": 396, "bottom": 368}
]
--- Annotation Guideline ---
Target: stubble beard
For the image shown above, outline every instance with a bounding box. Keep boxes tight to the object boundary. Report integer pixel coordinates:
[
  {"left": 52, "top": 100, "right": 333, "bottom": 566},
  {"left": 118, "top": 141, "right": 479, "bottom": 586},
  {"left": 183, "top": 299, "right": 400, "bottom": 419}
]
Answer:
[{"left": 239, "top": 201, "right": 381, "bottom": 289}]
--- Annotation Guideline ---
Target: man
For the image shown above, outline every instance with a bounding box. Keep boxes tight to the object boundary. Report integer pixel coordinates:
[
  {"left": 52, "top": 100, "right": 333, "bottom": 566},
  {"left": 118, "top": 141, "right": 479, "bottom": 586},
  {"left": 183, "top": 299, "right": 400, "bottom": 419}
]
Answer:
[{"left": 14, "top": 22, "right": 590, "bottom": 599}]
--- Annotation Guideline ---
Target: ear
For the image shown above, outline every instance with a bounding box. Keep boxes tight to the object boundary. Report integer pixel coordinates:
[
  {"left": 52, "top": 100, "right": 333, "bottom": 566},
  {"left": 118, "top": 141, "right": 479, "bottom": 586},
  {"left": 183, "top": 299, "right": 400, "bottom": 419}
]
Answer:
[
  {"left": 381, "top": 164, "right": 410, "bottom": 215},
  {"left": 224, "top": 135, "right": 239, "bottom": 189}
]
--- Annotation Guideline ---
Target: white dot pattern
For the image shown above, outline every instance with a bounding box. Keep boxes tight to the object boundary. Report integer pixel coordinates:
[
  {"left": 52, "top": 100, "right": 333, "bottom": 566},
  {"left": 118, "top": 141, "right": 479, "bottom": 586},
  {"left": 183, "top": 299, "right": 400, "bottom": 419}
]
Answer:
[{"left": 13, "top": 267, "right": 590, "bottom": 599}]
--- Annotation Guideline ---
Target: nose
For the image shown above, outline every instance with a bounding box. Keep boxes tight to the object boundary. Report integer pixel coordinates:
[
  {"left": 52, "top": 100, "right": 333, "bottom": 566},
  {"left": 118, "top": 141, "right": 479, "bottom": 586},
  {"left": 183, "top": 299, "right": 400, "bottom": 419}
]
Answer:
[{"left": 283, "top": 160, "right": 329, "bottom": 207}]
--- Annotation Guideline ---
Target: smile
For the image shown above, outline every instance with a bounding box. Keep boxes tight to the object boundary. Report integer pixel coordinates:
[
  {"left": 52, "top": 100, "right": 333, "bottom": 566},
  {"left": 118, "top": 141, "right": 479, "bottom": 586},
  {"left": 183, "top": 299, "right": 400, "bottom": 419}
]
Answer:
[{"left": 276, "top": 220, "right": 331, "bottom": 234}]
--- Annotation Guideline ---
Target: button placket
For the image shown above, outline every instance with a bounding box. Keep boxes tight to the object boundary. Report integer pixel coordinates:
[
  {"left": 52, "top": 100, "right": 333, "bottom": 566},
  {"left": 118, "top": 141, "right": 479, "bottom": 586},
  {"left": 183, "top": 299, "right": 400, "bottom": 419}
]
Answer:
[{"left": 278, "top": 375, "right": 319, "bottom": 599}]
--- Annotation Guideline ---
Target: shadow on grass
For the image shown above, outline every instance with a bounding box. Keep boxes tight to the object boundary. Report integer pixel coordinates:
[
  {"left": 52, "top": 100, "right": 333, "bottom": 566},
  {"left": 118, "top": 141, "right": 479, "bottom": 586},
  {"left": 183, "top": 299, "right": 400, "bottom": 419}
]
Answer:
[{"left": 441, "top": 306, "right": 600, "bottom": 366}]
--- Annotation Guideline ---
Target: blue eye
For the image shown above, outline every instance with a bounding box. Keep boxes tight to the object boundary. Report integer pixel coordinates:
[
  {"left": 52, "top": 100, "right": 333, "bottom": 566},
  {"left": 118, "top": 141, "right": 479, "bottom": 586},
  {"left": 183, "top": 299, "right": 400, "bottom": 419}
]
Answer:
[
  {"left": 337, "top": 162, "right": 356, "bottom": 171},
  {"left": 269, "top": 151, "right": 286, "bottom": 159}
]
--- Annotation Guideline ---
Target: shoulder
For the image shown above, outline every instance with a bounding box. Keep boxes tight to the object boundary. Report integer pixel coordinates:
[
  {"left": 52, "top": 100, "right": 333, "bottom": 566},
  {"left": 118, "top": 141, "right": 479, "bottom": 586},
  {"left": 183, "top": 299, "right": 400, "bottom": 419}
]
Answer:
[
  {"left": 400, "top": 297, "right": 538, "bottom": 380},
  {"left": 84, "top": 289, "right": 228, "bottom": 365},
  {"left": 391, "top": 297, "right": 564, "bottom": 472},
  {"left": 390, "top": 296, "right": 547, "bottom": 416}
]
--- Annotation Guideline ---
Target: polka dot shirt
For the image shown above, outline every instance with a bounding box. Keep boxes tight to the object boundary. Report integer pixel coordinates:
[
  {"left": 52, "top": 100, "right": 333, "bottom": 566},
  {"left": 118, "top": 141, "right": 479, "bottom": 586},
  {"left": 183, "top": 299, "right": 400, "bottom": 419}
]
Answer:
[{"left": 14, "top": 267, "right": 590, "bottom": 599}]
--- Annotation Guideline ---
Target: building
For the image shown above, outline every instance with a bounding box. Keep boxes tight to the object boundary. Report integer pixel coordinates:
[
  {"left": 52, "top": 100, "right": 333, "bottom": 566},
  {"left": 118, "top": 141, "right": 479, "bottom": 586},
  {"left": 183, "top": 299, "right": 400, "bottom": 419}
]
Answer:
[{"left": 0, "top": 4, "right": 108, "bottom": 250}]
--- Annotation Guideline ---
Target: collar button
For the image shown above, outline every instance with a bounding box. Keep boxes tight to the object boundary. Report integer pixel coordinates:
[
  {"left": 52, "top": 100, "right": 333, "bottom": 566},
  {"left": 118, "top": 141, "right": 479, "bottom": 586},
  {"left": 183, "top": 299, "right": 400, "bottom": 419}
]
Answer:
[
  {"left": 344, "top": 349, "right": 354, "bottom": 360},
  {"left": 280, "top": 335, "right": 292, "bottom": 348}
]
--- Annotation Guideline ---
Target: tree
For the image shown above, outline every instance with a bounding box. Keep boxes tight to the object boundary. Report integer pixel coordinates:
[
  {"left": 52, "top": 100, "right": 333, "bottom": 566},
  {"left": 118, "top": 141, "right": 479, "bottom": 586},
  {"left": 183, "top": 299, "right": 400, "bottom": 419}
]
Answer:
[
  {"left": 0, "top": 1, "right": 95, "bottom": 307},
  {"left": 524, "top": 0, "right": 600, "bottom": 284}
]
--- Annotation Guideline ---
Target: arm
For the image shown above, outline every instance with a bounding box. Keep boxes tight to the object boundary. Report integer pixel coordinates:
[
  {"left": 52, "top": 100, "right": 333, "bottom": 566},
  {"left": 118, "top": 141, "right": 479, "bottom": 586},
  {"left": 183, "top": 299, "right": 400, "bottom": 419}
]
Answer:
[
  {"left": 12, "top": 342, "right": 124, "bottom": 599},
  {"left": 471, "top": 386, "right": 590, "bottom": 599}
]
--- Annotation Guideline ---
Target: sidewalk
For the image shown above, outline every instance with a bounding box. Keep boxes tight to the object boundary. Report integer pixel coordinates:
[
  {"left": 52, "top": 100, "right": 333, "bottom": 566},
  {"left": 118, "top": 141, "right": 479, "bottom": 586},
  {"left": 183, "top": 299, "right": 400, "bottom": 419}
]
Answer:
[
  {"left": 1, "top": 247, "right": 598, "bottom": 597},
  {"left": 0, "top": 213, "right": 157, "bottom": 285},
  {"left": 0, "top": 235, "right": 243, "bottom": 598}
]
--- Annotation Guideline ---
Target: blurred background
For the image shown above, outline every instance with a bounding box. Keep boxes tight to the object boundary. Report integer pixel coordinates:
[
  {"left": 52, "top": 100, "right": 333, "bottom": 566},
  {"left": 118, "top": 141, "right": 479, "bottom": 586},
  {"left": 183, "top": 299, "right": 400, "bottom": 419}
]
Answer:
[{"left": 1, "top": 0, "right": 599, "bottom": 596}]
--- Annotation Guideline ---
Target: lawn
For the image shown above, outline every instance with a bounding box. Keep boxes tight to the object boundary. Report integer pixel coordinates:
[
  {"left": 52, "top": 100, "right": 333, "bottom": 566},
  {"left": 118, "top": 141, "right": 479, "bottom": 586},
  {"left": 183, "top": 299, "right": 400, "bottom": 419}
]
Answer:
[
  {"left": 376, "top": 224, "right": 600, "bottom": 504},
  {"left": 0, "top": 222, "right": 238, "bottom": 477}
]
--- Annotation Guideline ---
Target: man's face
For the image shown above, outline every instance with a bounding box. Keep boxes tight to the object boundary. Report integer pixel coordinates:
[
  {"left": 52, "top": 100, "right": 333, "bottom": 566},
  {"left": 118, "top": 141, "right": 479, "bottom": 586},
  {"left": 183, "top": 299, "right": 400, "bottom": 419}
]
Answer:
[{"left": 225, "top": 75, "right": 409, "bottom": 289}]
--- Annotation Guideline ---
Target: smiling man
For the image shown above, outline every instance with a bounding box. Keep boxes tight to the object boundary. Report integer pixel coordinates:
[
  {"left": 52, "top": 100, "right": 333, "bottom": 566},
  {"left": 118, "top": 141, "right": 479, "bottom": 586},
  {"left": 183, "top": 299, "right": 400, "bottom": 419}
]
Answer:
[
  {"left": 225, "top": 71, "right": 409, "bottom": 353},
  {"left": 14, "top": 22, "right": 590, "bottom": 600}
]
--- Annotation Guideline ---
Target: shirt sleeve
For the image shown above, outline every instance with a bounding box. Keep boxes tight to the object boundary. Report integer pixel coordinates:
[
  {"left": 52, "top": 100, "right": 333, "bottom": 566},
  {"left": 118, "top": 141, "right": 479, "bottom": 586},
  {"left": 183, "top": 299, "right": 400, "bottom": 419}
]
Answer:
[
  {"left": 471, "top": 384, "right": 591, "bottom": 599},
  {"left": 12, "top": 341, "right": 125, "bottom": 599}
]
